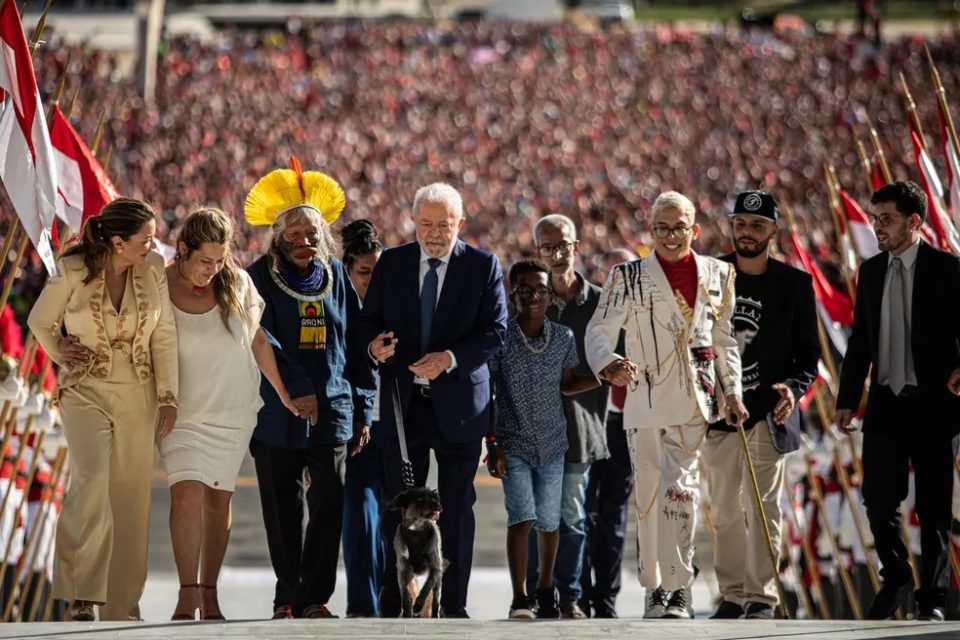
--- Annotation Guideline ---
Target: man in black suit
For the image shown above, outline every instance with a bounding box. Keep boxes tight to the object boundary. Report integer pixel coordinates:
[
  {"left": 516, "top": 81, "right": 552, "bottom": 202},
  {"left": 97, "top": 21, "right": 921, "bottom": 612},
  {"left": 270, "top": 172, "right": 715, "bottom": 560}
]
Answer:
[
  {"left": 702, "top": 191, "right": 820, "bottom": 620},
  {"left": 361, "top": 182, "right": 508, "bottom": 618},
  {"left": 837, "top": 181, "right": 960, "bottom": 621}
]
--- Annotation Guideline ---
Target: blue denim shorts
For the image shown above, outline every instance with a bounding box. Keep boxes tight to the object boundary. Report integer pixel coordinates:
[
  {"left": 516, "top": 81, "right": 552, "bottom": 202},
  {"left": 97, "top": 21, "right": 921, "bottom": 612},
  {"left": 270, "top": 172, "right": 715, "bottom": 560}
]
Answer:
[{"left": 501, "top": 452, "right": 564, "bottom": 532}]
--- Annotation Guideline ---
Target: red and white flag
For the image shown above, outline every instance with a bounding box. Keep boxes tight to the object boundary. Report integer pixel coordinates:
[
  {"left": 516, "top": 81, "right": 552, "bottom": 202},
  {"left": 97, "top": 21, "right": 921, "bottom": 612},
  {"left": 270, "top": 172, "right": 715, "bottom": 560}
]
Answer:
[
  {"left": 838, "top": 189, "right": 880, "bottom": 260},
  {"left": 788, "top": 231, "right": 855, "bottom": 326},
  {"left": 909, "top": 127, "right": 960, "bottom": 254},
  {"left": 936, "top": 103, "right": 960, "bottom": 231},
  {"left": 0, "top": 0, "right": 57, "bottom": 274},
  {"left": 48, "top": 105, "right": 118, "bottom": 230}
]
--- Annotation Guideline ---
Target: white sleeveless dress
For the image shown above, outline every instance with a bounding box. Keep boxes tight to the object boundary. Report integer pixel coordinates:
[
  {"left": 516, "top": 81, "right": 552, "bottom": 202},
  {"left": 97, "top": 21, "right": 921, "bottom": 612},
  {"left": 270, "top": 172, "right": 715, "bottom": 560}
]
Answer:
[{"left": 159, "top": 271, "right": 265, "bottom": 491}]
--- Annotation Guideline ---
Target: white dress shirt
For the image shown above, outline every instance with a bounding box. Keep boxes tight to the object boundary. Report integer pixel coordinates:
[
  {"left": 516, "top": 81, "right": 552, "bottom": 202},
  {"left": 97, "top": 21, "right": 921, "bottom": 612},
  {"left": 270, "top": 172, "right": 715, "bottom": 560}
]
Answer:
[
  {"left": 878, "top": 238, "right": 919, "bottom": 388},
  {"left": 415, "top": 247, "right": 458, "bottom": 385}
]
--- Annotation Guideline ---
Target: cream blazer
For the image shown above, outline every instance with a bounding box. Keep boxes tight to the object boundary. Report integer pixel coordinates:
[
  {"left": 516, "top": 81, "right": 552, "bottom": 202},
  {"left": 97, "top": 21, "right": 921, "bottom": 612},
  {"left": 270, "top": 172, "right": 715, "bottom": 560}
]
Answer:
[
  {"left": 586, "top": 252, "right": 741, "bottom": 428},
  {"left": 27, "top": 251, "right": 179, "bottom": 407}
]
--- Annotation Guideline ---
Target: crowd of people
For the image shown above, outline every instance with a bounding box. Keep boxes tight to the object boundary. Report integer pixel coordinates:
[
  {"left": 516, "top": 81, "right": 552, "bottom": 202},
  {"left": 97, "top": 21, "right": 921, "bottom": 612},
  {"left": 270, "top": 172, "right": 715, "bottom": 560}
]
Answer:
[{"left": 8, "top": 21, "right": 959, "bottom": 307}]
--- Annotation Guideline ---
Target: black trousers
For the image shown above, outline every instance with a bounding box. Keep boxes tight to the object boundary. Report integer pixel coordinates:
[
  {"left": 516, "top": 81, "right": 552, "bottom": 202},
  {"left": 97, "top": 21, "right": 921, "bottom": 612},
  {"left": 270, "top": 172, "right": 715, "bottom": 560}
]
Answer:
[
  {"left": 861, "top": 386, "right": 959, "bottom": 609},
  {"left": 581, "top": 412, "right": 634, "bottom": 613},
  {"left": 252, "top": 438, "right": 347, "bottom": 615},
  {"left": 379, "top": 391, "right": 481, "bottom": 616}
]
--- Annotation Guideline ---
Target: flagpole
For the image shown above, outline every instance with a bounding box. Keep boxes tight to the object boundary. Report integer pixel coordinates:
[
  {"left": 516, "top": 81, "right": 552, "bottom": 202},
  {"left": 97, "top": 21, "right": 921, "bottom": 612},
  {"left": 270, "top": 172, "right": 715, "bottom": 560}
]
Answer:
[
  {"left": 853, "top": 131, "right": 875, "bottom": 192},
  {"left": 784, "top": 479, "right": 832, "bottom": 619},
  {"left": 823, "top": 162, "right": 859, "bottom": 301},
  {"left": 899, "top": 72, "right": 928, "bottom": 147},
  {"left": 20, "top": 446, "right": 65, "bottom": 621},
  {"left": 865, "top": 116, "right": 894, "bottom": 183}
]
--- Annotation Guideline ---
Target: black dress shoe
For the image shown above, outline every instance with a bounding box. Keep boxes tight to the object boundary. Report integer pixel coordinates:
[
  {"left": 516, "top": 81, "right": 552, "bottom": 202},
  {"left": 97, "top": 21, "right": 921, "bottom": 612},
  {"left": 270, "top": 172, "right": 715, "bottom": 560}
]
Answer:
[
  {"left": 440, "top": 608, "right": 470, "bottom": 618},
  {"left": 918, "top": 606, "right": 945, "bottom": 621},
  {"left": 867, "top": 577, "right": 912, "bottom": 620},
  {"left": 710, "top": 600, "right": 744, "bottom": 619}
]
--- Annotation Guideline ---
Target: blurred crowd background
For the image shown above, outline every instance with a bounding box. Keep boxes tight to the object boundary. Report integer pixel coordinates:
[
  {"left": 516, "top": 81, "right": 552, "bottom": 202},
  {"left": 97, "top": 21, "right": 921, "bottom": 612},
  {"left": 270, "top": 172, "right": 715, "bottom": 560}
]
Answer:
[{"left": 4, "top": 21, "right": 959, "bottom": 323}]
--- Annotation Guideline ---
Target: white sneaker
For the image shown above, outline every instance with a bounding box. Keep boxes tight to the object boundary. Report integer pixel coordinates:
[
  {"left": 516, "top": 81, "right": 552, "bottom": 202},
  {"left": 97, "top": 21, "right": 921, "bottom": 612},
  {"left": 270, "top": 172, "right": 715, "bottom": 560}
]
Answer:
[
  {"left": 663, "top": 587, "right": 692, "bottom": 619},
  {"left": 644, "top": 587, "right": 670, "bottom": 619}
]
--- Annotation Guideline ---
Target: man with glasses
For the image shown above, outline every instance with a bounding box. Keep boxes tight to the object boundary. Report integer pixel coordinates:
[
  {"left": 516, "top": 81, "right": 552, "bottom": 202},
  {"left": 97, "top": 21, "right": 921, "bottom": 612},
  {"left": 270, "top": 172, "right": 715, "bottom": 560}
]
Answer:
[
  {"left": 585, "top": 191, "right": 746, "bottom": 619},
  {"left": 703, "top": 191, "right": 819, "bottom": 620},
  {"left": 525, "top": 214, "right": 609, "bottom": 619},
  {"left": 836, "top": 181, "right": 960, "bottom": 621}
]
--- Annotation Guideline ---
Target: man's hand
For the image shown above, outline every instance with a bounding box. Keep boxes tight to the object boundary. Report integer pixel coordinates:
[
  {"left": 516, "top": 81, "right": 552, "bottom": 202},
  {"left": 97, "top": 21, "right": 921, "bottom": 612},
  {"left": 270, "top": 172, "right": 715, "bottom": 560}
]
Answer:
[
  {"left": 948, "top": 367, "right": 960, "bottom": 396},
  {"left": 600, "top": 358, "right": 638, "bottom": 387},
  {"left": 58, "top": 335, "right": 94, "bottom": 370},
  {"left": 349, "top": 423, "right": 371, "bottom": 457},
  {"left": 409, "top": 351, "right": 452, "bottom": 381},
  {"left": 486, "top": 445, "right": 507, "bottom": 479},
  {"left": 835, "top": 408, "right": 856, "bottom": 435},
  {"left": 369, "top": 332, "right": 397, "bottom": 363},
  {"left": 772, "top": 383, "right": 796, "bottom": 425},
  {"left": 292, "top": 394, "right": 319, "bottom": 424},
  {"left": 156, "top": 405, "right": 177, "bottom": 439},
  {"left": 724, "top": 394, "right": 749, "bottom": 428}
]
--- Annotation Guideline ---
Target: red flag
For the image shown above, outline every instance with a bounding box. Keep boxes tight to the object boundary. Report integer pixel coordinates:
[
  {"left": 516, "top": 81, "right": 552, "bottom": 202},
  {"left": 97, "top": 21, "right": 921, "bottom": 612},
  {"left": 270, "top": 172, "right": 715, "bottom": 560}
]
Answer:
[
  {"left": 49, "top": 105, "right": 118, "bottom": 229},
  {"left": 909, "top": 126, "right": 960, "bottom": 253},
  {"left": 838, "top": 189, "right": 880, "bottom": 260},
  {"left": 0, "top": 0, "right": 57, "bottom": 274},
  {"left": 936, "top": 100, "right": 960, "bottom": 230},
  {"left": 870, "top": 160, "right": 885, "bottom": 191},
  {"left": 788, "top": 231, "right": 854, "bottom": 325}
]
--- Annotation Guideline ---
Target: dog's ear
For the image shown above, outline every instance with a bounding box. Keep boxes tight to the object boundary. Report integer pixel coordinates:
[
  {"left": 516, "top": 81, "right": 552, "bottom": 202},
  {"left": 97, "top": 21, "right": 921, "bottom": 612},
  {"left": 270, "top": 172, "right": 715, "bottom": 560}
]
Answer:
[{"left": 388, "top": 491, "right": 410, "bottom": 511}]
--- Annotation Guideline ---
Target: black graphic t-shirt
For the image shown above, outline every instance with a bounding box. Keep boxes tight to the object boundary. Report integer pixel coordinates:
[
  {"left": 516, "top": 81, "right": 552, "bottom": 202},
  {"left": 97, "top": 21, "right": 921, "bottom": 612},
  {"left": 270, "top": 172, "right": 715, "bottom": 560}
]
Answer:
[{"left": 712, "top": 269, "right": 767, "bottom": 432}]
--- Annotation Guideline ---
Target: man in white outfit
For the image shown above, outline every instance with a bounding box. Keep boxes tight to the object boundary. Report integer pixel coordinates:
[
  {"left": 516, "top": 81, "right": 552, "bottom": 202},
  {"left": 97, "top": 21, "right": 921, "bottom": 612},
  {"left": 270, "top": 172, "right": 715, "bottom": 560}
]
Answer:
[{"left": 585, "top": 191, "right": 746, "bottom": 619}]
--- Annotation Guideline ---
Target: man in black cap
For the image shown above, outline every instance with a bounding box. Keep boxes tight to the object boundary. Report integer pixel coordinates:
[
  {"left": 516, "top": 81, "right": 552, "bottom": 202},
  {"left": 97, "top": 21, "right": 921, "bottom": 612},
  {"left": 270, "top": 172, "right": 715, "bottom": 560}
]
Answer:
[{"left": 702, "top": 191, "right": 820, "bottom": 619}]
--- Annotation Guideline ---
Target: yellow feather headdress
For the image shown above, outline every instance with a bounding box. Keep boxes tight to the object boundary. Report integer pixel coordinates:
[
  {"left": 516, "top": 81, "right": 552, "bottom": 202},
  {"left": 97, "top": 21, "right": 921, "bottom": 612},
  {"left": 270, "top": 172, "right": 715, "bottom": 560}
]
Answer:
[{"left": 244, "top": 157, "right": 345, "bottom": 227}]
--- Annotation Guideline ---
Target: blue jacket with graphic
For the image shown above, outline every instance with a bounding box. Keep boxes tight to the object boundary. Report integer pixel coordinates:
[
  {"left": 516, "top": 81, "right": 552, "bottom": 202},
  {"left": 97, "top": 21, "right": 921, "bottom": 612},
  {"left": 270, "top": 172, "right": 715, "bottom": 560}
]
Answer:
[{"left": 248, "top": 254, "right": 376, "bottom": 449}]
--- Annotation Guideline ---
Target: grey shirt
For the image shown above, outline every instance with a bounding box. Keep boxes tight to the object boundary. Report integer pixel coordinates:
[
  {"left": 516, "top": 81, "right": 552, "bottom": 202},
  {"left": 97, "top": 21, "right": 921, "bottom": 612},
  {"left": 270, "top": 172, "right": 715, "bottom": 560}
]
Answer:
[
  {"left": 547, "top": 272, "right": 610, "bottom": 464},
  {"left": 878, "top": 239, "right": 919, "bottom": 388}
]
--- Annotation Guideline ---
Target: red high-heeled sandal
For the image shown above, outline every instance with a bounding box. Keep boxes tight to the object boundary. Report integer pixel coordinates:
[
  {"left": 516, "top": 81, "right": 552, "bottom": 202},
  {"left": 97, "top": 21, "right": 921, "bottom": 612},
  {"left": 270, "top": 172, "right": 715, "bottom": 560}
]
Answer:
[
  {"left": 171, "top": 584, "right": 200, "bottom": 621},
  {"left": 200, "top": 584, "right": 226, "bottom": 621}
]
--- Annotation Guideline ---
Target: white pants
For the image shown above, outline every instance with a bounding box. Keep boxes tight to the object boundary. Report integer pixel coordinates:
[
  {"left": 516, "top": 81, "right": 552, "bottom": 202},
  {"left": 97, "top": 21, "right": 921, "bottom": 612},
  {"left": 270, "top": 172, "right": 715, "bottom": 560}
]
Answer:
[
  {"left": 627, "top": 414, "right": 708, "bottom": 591},
  {"left": 702, "top": 421, "right": 785, "bottom": 606}
]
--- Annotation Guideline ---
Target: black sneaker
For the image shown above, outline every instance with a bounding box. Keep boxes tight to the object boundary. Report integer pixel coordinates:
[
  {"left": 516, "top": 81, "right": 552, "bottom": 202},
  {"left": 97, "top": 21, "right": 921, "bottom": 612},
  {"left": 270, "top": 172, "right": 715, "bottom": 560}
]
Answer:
[
  {"left": 744, "top": 602, "right": 774, "bottom": 619},
  {"left": 710, "top": 600, "right": 744, "bottom": 619},
  {"left": 593, "top": 605, "right": 617, "bottom": 619},
  {"left": 536, "top": 587, "right": 560, "bottom": 619},
  {"left": 663, "top": 588, "right": 692, "bottom": 619},
  {"left": 509, "top": 596, "right": 536, "bottom": 619}
]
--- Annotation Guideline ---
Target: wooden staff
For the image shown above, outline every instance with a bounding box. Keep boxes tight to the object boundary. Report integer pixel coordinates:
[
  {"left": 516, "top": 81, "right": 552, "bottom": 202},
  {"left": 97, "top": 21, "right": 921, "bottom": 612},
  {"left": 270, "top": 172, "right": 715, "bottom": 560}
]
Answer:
[
  {"left": 899, "top": 72, "right": 929, "bottom": 146},
  {"left": 823, "top": 162, "right": 859, "bottom": 302},
  {"left": 853, "top": 130, "right": 876, "bottom": 193},
  {"left": 0, "top": 429, "right": 44, "bottom": 620},
  {"left": 784, "top": 484, "right": 832, "bottom": 619},
  {"left": 807, "top": 462, "right": 863, "bottom": 619},
  {"left": 0, "top": 416, "right": 34, "bottom": 572},
  {"left": 22, "top": 447, "right": 65, "bottom": 621},
  {"left": 13, "top": 445, "right": 63, "bottom": 621},
  {"left": 735, "top": 420, "right": 790, "bottom": 618}
]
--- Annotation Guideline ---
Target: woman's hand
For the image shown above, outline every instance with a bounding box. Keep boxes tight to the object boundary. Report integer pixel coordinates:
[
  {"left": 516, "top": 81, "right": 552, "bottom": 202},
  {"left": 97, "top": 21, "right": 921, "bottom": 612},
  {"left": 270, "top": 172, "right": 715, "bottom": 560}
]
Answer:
[
  {"left": 58, "top": 335, "right": 94, "bottom": 370},
  {"left": 157, "top": 405, "right": 177, "bottom": 439},
  {"left": 278, "top": 386, "right": 301, "bottom": 417}
]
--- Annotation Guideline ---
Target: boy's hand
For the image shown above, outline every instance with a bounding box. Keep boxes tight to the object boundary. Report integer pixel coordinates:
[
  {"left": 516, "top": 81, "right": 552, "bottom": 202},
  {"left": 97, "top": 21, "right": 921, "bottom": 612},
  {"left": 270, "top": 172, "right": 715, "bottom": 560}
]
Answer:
[{"left": 486, "top": 445, "right": 507, "bottom": 479}]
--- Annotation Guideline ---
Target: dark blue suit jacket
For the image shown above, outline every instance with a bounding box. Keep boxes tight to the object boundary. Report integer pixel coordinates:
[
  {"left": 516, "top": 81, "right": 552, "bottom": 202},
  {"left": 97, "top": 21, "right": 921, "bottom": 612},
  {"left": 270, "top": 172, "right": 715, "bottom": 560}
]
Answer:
[{"left": 360, "top": 240, "right": 507, "bottom": 444}]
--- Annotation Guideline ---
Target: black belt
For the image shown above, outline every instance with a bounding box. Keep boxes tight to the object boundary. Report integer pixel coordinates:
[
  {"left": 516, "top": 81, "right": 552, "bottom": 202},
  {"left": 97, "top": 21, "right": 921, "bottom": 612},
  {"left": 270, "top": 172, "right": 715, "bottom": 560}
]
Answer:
[
  {"left": 881, "top": 384, "right": 919, "bottom": 398},
  {"left": 414, "top": 384, "right": 432, "bottom": 399}
]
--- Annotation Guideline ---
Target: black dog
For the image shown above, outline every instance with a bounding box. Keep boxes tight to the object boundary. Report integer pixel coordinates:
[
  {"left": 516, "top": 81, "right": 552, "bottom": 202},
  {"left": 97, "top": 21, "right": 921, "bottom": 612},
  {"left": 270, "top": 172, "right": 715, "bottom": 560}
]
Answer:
[{"left": 389, "top": 487, "right": 446, "bottom": 618}]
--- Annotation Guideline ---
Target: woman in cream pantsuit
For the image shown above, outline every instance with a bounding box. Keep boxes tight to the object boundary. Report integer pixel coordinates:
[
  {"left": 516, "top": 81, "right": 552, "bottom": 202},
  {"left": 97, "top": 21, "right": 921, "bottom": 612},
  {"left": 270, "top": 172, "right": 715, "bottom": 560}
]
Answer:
[{"left": 28, "top": 198, "right": 178, "bottom": 622}]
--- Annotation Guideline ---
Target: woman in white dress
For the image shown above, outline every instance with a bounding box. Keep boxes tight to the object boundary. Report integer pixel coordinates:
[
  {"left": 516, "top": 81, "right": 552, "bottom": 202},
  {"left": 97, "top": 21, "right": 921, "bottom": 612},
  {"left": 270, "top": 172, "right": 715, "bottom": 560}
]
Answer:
[{"left": 159, "top": 208, "right": 297, "bottom": 620}]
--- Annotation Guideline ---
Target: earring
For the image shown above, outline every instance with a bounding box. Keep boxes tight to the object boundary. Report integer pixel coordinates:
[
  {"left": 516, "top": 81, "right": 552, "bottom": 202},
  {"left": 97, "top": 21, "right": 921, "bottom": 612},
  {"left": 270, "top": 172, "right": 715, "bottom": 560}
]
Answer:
[{"left": 116, "top": 245, "right": 124, "bottom": 254}]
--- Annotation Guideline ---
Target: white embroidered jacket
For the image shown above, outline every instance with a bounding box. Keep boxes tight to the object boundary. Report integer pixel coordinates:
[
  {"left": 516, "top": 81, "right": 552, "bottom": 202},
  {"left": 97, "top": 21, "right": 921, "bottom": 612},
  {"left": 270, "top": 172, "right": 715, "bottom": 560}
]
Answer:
[{"left": 585, "top": 252, "right": 742, "bottom": 428}]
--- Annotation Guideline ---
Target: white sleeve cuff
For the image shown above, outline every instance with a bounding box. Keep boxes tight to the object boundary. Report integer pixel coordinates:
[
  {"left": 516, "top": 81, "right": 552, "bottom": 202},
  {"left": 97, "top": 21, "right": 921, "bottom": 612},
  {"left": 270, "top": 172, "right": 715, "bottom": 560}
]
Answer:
[{"left": 445, "top": 350, "right": 458, "bottom": 373}]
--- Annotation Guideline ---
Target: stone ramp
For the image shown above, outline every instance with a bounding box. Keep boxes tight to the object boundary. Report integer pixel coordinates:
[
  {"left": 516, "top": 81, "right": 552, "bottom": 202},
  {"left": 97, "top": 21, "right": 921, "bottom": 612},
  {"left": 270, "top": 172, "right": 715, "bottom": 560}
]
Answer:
[{"left": 2, "top": 619, "right": 959, "bottom": 640}]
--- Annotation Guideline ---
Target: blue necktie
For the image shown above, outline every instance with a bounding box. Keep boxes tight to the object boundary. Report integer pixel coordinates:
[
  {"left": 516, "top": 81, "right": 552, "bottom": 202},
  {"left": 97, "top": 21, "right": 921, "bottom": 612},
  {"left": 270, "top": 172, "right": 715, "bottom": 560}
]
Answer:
[{"left": 420, "top": 258, "right": 441, "bottom": 355}]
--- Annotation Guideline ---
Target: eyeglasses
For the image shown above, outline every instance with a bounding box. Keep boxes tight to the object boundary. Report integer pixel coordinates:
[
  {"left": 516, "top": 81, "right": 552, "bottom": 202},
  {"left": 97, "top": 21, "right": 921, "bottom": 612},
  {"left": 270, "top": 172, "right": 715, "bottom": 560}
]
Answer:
[
  {"left": 867, "top": 213, "right": 904, "bottom": 229},
  {"left": 652, "top": 225, "right": 692, "bottom": 239},
  {"left": 513, "top": 286, "right": 552, "bottom": 299},
  {"left": 537, "top": 241, "right": 574, "bottom": 257}
]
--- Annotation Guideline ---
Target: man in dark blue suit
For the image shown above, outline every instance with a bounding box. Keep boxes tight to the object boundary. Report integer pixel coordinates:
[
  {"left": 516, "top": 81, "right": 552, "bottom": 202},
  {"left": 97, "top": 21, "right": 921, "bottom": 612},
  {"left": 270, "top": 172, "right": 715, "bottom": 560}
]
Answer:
[{"left": 360, "top": 182, "right": 508, "bottom": 618}]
